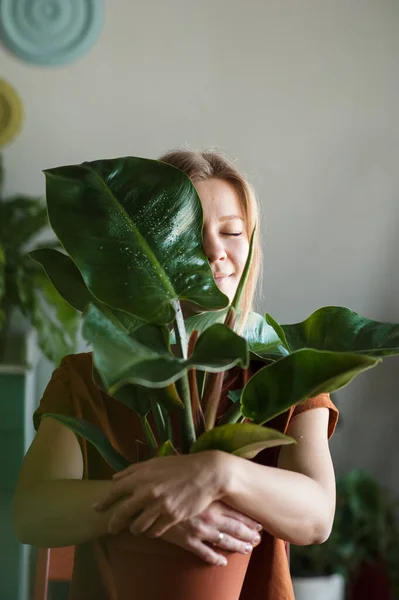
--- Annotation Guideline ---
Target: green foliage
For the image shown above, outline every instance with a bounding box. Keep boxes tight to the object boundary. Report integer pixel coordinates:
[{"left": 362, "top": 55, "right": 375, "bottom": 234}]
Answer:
[
  {"left": 28, "top": 156, "right": 399, "bottom": 472},
  {"left": 0, "top": 154, "right": 79, "bottom": 364},
  {"left": 190, "top": 423, "right": 295, "bottom": 458}
]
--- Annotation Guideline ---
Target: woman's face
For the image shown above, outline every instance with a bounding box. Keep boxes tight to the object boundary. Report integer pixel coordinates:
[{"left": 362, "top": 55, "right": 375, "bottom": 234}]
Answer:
[{"left": 180, "top": 177, "right": 249, "bottom": 319}]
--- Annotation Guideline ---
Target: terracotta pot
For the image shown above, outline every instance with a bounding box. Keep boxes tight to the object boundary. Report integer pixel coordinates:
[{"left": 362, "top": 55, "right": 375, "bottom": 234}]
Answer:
[{"left": 105, "top": 530, "right": 252, "bottom": 600}]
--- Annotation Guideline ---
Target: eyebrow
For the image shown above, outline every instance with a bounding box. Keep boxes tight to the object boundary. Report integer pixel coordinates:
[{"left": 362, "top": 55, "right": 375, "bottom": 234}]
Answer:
[{"left": 218, "top": 215, "right": 244, "bottom": 222}]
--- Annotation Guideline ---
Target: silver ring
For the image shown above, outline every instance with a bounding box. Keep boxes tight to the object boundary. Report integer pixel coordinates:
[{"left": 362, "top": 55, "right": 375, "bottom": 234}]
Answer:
[{"left": 217, "top": 532, "right": 224, "bottom": 542}]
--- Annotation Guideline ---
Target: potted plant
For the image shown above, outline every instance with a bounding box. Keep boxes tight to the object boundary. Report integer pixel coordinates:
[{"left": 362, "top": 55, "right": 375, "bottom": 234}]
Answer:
[
  {"left": 290, "top": 470, "right": 399, "bottom": 600},
  {"left": 25, "top": 156, "right": 399, "bottom": 599},
  {"left": 338, "top": 470, "right": 399, "bottom": 600},
  {"left": 0, "top": 153, "right": 79, "bottom": 364}
]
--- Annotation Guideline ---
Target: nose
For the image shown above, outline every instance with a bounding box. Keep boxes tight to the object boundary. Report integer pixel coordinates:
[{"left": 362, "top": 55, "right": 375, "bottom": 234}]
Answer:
[{"left": 203, "top": 231, "right": 227, "bottom": 263}]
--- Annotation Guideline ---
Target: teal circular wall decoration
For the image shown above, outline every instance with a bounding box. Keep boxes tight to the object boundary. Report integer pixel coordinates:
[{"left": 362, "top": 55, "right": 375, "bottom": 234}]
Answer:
[{"left": 0, "top": 0, "right": 103, "bottom": 66}]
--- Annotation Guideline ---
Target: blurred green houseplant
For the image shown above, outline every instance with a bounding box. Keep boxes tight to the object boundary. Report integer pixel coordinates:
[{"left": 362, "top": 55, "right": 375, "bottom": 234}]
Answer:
[
  {"left": 0, "top": 154, "right": 79, "bottom": 364},
  {"left": 290, "top": 470, "right": 399, "bottom": 596},
  {"left": 26, "top": 156, "right": 399, "bottom": 467}
]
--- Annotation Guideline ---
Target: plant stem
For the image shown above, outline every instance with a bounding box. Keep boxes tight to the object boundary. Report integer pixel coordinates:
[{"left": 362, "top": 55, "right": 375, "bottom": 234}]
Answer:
[
  {"left": 151, "top": 398, "right": 167, "bottom": 443},
  {"left": 204, "top": 226, "right": 257, "bottom": 429},
  {"left": 203, "top": 371, "right": 225, "bottom": 430},
  {"left": 230, "top": 223, "right": 256, "bottom": 316},
  {"left": 172, "top": 299, "right": 196, "bottom": 451},
  {"left": 218, "top": 402, "right": 243, "bottom": 425},
  {"left": 141, "top": 416, "right": 158, "bottom": 450},
  {"left": 161, "top": 405, "right": 174, "bottom": 443},
  {"left": 187, "top": 330, "right": 206, "bottom": 438},
  {"left": 176, "top": 375, "right": 196, "bottom": 452},
  {"left": 172, "top": 299, "right": 188, "bottom": 359},
  {"left": 202, "top": 306, "right": 236, "bottom": 430}
]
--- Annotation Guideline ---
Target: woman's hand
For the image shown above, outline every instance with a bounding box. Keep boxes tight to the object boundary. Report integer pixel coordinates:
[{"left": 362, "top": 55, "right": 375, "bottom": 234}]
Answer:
[
  {"left": 159, "top": 500, "right": 263, "bottom": 566},
  {"left": 94, "top": 451, "right": 229, "bottom": 538}
]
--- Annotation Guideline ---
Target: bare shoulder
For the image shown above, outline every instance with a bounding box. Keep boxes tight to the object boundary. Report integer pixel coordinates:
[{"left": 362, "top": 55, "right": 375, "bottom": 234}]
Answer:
[
  {"left": 277, "top": 408, "right": 335, "bottom": 500},
  {"left": 15, "top": 416, "right": 84, "bottom": 493}
]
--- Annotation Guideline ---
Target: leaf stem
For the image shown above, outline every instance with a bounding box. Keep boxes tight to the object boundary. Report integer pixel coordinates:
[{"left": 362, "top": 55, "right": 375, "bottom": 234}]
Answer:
[
  {"left": 172, "top": 299, "right": 196, "bottom": 451},
  {"left": 151, "top": 398, "right": 167, "bottom": 443},
  {"left": 141, "top": 416, "right": 158, "bottom": 450},
  {"left": 219, "top": 402, "right": 243, "bottom": 425},
  {"left": 161, "top": 405, "right": 174, "bottom": 444}
]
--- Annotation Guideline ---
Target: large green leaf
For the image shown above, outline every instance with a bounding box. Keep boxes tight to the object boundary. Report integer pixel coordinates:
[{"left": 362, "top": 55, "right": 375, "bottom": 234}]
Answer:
[
  {"left": 190, "top": 423, "right": 295, "bottom": 459},
  {"left": 29, "top": 248, "right": 93, "bottom": 312},
  {"left": 176, "top": 308, "right": 287, "bottom": 361},
  {"left": 44, "top": 157, "right": 229, "bottom": 325},
  {"left": 241, "top": 349, "right": 380, "bottom": 424},
  {"left": 29, "top": 248, "right": 143, "bottom": 334},
  {"left": 82, "top": 303, "right": 249, "bottom": 392},
  {"left": 281, "top": 306, "right": 399, "bottom": 357},
  {"left": 43, "top": 413, "right": 131, "bottom": 471},
  {"left": 112, "top": 384, "right": 152, "bottom": 418},
  {"left": 35, "top": 270, "right": 79, "bottom": 338}
]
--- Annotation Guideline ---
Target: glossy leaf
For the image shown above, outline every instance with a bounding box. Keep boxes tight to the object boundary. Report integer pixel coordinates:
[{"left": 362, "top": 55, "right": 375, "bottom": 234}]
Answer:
[
  {"left": 180, "top": 308, "right": 288, "bottom": 361},
  {"left": 43, "top": 413, "right": 131, "bottom": 472},
  {"left": 265, "top": 313, "right": 290, "bottom": 352},
  {"left": 112, "top": 384, "right": 152, "bottom": 418},
  {"left": 29, "top": 248, "right": 144, "bottom": 336},
  {"left": 29, "top": 248, "right": 93, "bottom": 312},
  {"left": 241, "top": 348, "right": 380, "bottom": 424},
  {"left": 44, "top": 157, "right": 229, "bottom": 325},
  {"left": 281, "top": 306, "right": 399, "bottom": 357},
  {"left": 190, "top": 423, "right": 295, "bottom": 459},
  {"left": 151, "top": 382, "right": 184, "bottom": 411},
  {"left": 35, "top": 270, "right": 79, "bottom": 337},
  {"left": 82, "top": 303, "right": 249, "bottom": 392}
]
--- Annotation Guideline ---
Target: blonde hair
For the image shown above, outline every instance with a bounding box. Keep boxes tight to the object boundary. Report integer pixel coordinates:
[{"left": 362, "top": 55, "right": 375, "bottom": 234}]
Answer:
[{"left": 158, "top": 148, "right": 264, "bottom": 335}]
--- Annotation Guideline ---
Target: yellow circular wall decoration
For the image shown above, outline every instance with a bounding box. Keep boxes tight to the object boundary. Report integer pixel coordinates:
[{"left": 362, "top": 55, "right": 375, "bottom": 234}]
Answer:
[{"left": 0, "top": 79, "right": 24, "bottom": 146}]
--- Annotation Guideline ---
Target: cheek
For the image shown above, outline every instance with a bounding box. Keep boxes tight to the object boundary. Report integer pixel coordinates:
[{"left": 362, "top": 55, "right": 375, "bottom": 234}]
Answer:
[{"left": 235, "top": 242, "right": 250, "bottom": 271}]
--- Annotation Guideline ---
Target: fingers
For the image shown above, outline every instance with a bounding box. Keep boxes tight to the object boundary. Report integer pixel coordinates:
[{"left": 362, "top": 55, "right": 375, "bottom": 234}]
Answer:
[
  {"left": 112, "top": 464, "right": 140, "bottom": 480},
  {"left": 187, "top": 518, "right": 259, "bottom": 556},
  {"left": 143, "top": 512, "right": 179, "bottom": 538},
  {"left": 108, "top": 495, "right": 144, "bottom": 534},
  {"left": 93, "top": 478, "right": 135, "bottom": 512},
  {"left": 160, "top": 525, "right": 228, "bottom": 567},
  {"left": 218, "top": 516, "right": 262, "bottom": 546},
  {"left": 210, "top": 530, "right": 254, "bottom": 555},
  {"left": 110, "top": 494, "right": 184, "bottom": 537},
  {"left": 129, "top": 506, "right": 161, "bottom": 536},
  {"left": 221, "top": 505, "right": 262, "bottom": 532},
  {"left": 186, "top": 539, "right": 228, "bottom": 567}
]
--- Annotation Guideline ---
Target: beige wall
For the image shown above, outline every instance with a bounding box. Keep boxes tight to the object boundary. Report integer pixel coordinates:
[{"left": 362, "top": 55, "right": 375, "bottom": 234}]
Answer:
[{"left": 3, "top": 0, "right": 399, "bottom": 493}]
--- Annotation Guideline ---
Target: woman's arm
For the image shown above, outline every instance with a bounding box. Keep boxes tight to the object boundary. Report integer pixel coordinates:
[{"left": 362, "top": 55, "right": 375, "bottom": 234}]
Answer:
[
  {"left": 13, "top": 417, "right": 116, "bottom": 547},
  {"left": 13, "top": 417, "right": 261, "bottom": 564},
  {"left": 96, "top": 408, "right": 335, "bottom": 547},
  {"left": 219, "top": 407, "right": 336, "bottom": 546}
]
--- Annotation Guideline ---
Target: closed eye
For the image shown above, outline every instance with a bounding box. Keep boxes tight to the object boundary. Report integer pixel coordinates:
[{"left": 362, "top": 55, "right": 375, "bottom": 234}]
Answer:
[{"left": 222, "top": 233, "right": 242, "bottom": 237}]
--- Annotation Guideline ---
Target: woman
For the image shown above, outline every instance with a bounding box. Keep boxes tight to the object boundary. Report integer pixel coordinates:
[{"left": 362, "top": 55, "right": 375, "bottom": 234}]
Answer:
[{"left": 13, "top": 149, "right": 338, "bottom": 599}]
